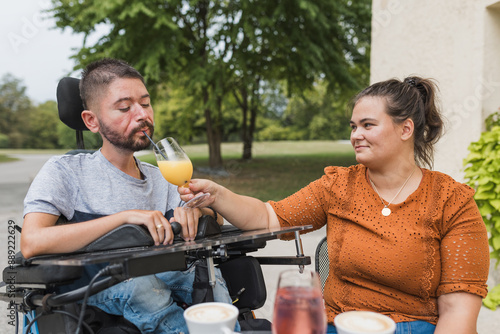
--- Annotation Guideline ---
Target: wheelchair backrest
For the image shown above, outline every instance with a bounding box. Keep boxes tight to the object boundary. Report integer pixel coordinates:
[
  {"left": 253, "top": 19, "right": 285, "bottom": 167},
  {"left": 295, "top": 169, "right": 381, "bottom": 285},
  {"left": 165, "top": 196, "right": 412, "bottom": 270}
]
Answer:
[{"left": 56, "top": 77, "right": 88, "bottom": 149}]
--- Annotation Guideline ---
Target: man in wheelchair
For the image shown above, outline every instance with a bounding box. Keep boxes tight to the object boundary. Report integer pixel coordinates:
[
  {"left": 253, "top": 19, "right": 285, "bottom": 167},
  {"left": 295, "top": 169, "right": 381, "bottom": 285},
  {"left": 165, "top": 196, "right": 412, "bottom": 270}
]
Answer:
[{"left": 19, "top": 58, "right": 236, "bottom": 334}]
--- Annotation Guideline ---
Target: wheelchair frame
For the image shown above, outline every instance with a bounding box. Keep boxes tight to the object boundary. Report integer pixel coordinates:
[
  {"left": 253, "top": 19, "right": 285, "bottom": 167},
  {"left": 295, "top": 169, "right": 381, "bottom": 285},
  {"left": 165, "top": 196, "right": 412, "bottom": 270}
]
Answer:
[{"left": 2, "top": 223, "right": 311, "bottom": 333}]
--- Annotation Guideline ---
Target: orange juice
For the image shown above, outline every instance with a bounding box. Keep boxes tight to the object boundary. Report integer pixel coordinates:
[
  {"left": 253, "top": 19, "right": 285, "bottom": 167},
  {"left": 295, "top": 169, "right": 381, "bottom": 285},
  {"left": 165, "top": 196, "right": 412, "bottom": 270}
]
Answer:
[{"left": 157, "top": 160, "right": 193, "bottom": 187}]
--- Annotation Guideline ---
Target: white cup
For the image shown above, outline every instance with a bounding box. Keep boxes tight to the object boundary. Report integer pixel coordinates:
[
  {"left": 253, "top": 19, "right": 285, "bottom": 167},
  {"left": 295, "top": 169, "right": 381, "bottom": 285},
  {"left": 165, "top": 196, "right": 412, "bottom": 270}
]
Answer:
[
  {"left": 183, "top": 302, "right": 239, "bottom": 334},
  {"left": 334, "top": 311, "right": 396, "bottom": 334}
]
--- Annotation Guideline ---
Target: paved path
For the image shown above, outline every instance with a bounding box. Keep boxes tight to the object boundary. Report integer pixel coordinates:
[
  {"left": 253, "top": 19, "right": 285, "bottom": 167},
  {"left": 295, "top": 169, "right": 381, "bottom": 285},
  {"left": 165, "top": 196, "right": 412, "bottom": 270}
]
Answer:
[
  {"left": 0, "top": 153, "right": 52, "bottom": 333},
  {"left": 0, "top": 153, "right": 499, "bottom": 333}
]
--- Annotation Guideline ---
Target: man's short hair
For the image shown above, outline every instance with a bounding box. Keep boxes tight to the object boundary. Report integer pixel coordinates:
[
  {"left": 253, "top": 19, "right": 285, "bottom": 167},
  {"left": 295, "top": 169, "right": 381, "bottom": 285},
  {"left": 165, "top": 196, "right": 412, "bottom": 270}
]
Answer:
[{"left": 79, "top": 58, "right": 145, "bottom": 110}]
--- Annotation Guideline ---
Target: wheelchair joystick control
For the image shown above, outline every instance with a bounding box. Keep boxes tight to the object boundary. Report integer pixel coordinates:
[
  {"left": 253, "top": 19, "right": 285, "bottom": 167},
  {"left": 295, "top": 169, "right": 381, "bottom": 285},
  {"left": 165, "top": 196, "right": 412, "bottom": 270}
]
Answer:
[{"left": 170, "top": 221, "right": 182, "bottom": 236}]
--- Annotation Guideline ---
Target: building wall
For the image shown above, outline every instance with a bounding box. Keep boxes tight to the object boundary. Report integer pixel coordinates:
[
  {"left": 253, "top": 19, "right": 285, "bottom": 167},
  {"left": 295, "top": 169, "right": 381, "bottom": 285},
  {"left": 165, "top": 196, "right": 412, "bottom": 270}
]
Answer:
[{"left": 371, "top": 0, "right": 500, "bottom": 181}]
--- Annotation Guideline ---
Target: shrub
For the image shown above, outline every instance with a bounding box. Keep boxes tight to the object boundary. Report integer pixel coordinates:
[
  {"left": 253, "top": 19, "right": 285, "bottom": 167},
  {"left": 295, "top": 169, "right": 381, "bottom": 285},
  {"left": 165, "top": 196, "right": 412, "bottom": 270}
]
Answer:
[
  {"left": 0, "top": 133, "right": 8, "bottom": 148},
  {"left": 463, "top": 111, "right": 500, "bottom": 310}
]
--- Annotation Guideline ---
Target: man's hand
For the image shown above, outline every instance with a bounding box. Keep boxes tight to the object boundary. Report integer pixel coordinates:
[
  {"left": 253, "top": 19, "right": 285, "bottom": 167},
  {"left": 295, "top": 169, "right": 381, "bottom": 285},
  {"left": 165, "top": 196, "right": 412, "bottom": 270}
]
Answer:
[
  {"left": 22, "top": 209, "right": 176, "bottom": 257},
  {"left": 171, "top": 206, "right": 203, "bottom": 241},
  {"left": 121, "top": 210, "right": 174, "bottom": 245}
]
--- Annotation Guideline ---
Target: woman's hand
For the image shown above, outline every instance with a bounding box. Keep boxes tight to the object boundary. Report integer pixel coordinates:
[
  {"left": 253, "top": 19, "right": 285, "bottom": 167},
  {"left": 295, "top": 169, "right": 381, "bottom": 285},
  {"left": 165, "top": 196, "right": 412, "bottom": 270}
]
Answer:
[
  {"left": 178, "top": 179, "right": 217, "bottom": 206},
  {"left": 179, "top": 178, "right": 280, "bottom": 231}
]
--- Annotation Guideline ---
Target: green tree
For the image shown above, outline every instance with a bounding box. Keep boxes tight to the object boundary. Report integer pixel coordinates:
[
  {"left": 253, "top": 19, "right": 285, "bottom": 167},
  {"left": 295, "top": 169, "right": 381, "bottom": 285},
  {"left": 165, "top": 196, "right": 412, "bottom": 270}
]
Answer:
[
  {"left": 49, "top": 0, "right": 370, "bottom": 167},
  {"left": 230, "top": 0, "right": 371, "bottom": 158},
  {"left": 152, "top": 81, "right": 241, "bottom": 145},
  {"left": 50, "top": 0, "right": 236, "bottom": 168},
  {"left": 153, "top": 84, "right": 206, "bottom": 144},
  {"left": 25, "top": 101, "right": 60, "bottom": 149},
  {"left": 57, "top": 123, "right": 103, "bottom": 150},
  {"left": 282, "top": 80, "right": 352, "bottom": 141},
  {"left": 0, "top": 74, "right": 32, "bottom": 148}
]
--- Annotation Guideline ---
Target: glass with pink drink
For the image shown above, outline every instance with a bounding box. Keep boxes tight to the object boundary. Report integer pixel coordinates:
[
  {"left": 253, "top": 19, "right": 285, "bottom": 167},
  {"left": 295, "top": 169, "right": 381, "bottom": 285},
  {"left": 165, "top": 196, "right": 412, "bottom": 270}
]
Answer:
[{"left": 272, "top": 269, "right": 327, "bottom": 334}]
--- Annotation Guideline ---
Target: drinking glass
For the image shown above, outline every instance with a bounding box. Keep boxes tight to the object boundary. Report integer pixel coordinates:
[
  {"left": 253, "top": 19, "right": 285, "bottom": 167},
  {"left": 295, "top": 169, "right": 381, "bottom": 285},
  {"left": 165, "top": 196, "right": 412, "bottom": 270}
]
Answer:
[
  {"left": 272, "top": 269, "right": 327, "bottom": 334},
  {"left": 153, "top": 137, "right": 209, "bottom": 208}
]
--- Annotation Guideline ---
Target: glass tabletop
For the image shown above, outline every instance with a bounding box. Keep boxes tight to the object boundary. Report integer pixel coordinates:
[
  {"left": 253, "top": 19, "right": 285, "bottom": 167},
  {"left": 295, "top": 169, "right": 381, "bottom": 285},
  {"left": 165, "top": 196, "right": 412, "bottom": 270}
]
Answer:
[{"left": 29, "top": 225, "right": 313, "bottom": 266}]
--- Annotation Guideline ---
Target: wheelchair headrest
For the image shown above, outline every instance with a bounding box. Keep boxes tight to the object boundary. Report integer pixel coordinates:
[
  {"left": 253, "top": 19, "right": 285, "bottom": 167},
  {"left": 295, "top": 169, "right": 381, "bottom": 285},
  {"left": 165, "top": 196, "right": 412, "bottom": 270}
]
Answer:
[{"left": 56, "top": 77, "right": 88, "bottom": 131}]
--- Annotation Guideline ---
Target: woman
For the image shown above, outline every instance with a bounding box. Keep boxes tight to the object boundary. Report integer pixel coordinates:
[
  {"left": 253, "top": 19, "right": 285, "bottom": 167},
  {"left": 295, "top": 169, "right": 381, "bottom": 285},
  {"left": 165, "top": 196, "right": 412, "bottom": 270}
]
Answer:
[{"left": 179, "top": 76, "right": 490, "bottom": 334}]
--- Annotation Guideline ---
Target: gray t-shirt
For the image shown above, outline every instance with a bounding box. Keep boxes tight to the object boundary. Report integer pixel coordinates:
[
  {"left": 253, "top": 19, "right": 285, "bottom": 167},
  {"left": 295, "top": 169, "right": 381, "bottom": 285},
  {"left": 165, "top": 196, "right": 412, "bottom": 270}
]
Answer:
[
  {"left": 24, "top": 150, "right": 182, "bottom": 222},
  {"left": 23, "top": 150, "right": 184, "bottom": 292}
]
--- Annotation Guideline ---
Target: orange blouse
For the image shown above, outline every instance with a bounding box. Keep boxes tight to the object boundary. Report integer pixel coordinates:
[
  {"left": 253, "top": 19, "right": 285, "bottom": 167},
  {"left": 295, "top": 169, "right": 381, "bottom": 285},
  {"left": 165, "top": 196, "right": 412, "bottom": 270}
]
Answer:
[{"left": 269, "top": 164, "right": 489, "bottom": 325}]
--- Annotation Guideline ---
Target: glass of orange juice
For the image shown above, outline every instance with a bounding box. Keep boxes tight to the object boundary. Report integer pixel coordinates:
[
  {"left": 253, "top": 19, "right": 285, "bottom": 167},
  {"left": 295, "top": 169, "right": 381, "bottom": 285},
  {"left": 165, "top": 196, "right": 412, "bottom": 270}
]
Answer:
[{"left": 153, "top": 137, "right": 209, "bottom": 207}]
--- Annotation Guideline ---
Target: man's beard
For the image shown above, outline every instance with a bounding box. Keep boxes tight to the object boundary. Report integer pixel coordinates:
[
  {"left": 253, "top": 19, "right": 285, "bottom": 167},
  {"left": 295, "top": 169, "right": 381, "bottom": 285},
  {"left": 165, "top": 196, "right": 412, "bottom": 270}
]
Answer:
[{"left": 99, "top": 120, "right": 154, "bottom": 152}]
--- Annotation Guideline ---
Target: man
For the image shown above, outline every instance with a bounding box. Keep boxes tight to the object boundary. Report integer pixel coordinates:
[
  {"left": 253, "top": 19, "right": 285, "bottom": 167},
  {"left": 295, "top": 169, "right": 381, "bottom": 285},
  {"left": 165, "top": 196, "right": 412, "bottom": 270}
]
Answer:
[{"left": 21, "top": 58, "right": 234, "bottom": 333}]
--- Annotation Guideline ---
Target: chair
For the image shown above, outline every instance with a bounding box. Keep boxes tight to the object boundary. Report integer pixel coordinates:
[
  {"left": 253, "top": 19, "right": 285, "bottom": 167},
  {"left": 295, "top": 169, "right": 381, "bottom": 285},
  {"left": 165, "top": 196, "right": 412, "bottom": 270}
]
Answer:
[{"left": 315, "top": 236, "right": 329, "bottom": 292}]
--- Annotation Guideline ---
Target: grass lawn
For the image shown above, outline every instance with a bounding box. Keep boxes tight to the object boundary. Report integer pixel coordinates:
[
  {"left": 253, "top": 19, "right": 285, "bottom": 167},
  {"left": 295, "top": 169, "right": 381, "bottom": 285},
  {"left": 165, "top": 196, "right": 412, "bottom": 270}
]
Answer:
[
  {"left": 140, "top": 140, "right": 357, "bottom": 201},
  {"left": 0, "top": 153, "right": 19, "bottom": 163}
]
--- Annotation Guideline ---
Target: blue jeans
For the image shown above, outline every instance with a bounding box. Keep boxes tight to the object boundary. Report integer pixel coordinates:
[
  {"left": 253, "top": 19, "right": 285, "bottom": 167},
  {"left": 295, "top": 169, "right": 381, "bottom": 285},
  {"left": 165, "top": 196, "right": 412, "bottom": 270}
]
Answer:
[
  {"left": 86, "top": 264, "right": 240, "bottom": 334},
  {"left": 327, "top": 320, "right": 436, "bottom": 334}
]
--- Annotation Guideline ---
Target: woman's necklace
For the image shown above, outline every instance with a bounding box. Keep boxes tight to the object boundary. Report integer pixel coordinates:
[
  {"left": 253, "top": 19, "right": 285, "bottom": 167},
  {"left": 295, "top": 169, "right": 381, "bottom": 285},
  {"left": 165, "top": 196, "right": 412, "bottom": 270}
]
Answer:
[{"left": 368, "top": 166, "right": 417, "bottom": 216}]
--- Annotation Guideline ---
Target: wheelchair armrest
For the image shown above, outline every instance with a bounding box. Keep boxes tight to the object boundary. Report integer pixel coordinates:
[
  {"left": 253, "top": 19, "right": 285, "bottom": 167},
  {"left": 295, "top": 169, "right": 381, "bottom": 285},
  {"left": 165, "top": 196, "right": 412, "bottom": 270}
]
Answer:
[
  {"left": 80, "top": 215, "right": 221, "bottom": 251},
  {"left": 3, "top": 251, "right": 83, "bottom": 286},
  {"left": 79, "top": 224, "right": 154, "bottom": 252},
  {"left": 3, "top": 263, "right": 83, "bottom": 286},
  {"left": 195, "top": 215, "right": 221, "bottom": 240}
]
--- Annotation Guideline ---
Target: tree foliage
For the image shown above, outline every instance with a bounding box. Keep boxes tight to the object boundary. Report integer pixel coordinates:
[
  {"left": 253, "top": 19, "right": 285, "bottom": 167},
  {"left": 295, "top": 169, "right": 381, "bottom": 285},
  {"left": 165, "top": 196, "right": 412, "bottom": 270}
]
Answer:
[
  {"left": 0, "top": 74, "right": 32, "bottom": 148},
  {"left": 285, "top": 81, "right": 352, "bottom": 140},
  {"left": 48, "top": 0, "right": 371, "bottom": 167},
  {"left": 0, "top": 72, "right": 351, "bottom": 150},
  {"left": 463, "top": 111, "right": 500, "bottom": 309},
  {"left": 0, "top": 73, "right": 103, "bottom": 150},
  {"left": 25, "top": 101, "right": 60, "bottom": 149}
]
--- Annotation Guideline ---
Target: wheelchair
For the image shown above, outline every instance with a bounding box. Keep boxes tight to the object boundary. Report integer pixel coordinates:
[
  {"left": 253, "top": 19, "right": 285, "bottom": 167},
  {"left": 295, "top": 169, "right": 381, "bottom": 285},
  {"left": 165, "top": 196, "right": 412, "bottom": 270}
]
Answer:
[{"left": 0, "top": 77, "right": 312, "bottom": 334}]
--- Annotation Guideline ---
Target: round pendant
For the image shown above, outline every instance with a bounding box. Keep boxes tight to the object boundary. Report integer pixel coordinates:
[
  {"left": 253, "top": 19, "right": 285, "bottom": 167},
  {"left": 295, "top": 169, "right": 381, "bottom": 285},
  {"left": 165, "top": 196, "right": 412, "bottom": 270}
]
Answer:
[{"left": 381, "top": 207, "right": 391, "bottom": 216}]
